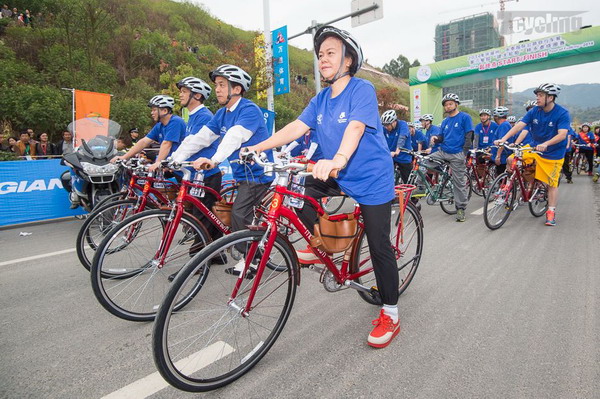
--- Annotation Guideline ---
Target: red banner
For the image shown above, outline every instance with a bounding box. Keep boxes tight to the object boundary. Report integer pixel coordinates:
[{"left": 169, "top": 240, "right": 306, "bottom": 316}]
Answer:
[{"left": 74, "top": 90, "right": 111, "bottom": 144}]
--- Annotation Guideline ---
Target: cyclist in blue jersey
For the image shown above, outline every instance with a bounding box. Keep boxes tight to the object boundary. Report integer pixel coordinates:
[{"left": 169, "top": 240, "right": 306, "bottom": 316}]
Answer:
[
  {"left": 473, "top": 109, "right": 497, "bottom": 168},
  {"left": 515, "top": 100, "right": 537, "bottom": 147},
  {"left": 112, "top": 95, "right": 186, "bottom": 172},
  {"left": 382, "top": 109, "right": 412, "bottom": 183},
  {"left": 173, "top": 64, "right": 275, "bottom": 241},
  {"left": 172, "top": 76, "right": 223, "bottom": 237},
  {"left": 492, "top": 106, "right": 514, "bottom": 175},
  {"left": 246, "top": 25, "right": 401, "bottom": 348},
  {"left": 507, "top": 115, "right": 517, "bottom": 128},
  {"left": 410, "top": 122, "right": 427, "bottom": 152},
  {"left": 420, "top": 114, "right": 438, "bottom": 154},
  {"left": 496, "top": 83, "right": 570, "bottom": 226},
  {"left": 428, "top": 93, "right": 473, "bottom": 222}
]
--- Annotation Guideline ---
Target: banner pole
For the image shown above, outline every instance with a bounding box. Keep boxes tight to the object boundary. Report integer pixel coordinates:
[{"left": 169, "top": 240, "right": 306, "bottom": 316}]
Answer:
[{"left": 61, "top": 88, "right": 75, "bottom": 146}]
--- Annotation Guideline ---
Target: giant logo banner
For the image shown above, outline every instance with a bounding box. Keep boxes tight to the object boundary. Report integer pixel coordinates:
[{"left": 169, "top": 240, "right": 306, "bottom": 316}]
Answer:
[{"left": 0, "top": 160, "right": 86, "bottom": 227}]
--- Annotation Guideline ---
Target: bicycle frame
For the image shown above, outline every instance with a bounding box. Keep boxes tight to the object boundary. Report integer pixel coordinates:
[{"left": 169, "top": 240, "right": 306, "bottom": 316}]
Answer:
[
  {"left": 467, "top": 151, "right": 492, "bottom": 191},
  {"left": 231, "top": 172, "right": 412, "bottom": 315},
  {"left": 410, "top": 157, "right": 450, "bottom": 201},
  {"left": 505, "top": 155, "right": 540, "bottom": 203}
]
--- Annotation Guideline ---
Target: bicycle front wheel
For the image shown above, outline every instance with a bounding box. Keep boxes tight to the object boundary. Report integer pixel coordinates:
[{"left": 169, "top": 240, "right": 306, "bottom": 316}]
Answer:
[
  {"left": 76, "top": 199, "right": 141, "bottom": 273},
  {"left": 153, "top": 230, "right": 297, "bottom": 392},
  {"left": 439, "top": 174, "right": 472, "bottom": 214},
  {"left": 90, "top": 209, "right": 211, "bottom": 321},
  {"left": 483, "top": 173, "right": 516, "bottom": 230},
  {"left": 528, "top": 180, "right": 548, "bottom": 217},
  {"left": 352, "top": 201, "right": 423, "bottom": 305}
]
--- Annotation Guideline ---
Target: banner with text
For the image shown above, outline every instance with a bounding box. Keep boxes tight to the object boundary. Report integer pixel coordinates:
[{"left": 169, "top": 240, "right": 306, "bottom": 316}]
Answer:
[
  {"left": 272, "top": 26, "right": 290, "bottom": 95},
  {"left": 0, "top": 160, "right": 86, "bottom": 227}
]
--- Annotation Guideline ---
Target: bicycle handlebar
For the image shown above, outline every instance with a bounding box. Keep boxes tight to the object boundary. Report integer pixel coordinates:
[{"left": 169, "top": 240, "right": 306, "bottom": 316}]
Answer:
[
  {"left": 496, "top": 142, "right": 543, "bottom": 155},
  {"left": 239, "top": 150, "right": 339, "bottom": 178}
]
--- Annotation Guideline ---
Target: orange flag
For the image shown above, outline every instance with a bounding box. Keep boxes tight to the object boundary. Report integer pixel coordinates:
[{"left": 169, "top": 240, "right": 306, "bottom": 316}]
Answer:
[{"left": 74, "top": 90, "right": 111, "bottom": 145}]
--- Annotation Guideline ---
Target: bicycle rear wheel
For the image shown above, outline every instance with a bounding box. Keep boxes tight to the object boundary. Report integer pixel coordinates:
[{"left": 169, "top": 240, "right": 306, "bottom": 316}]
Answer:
[
  {"left": 483, "top": 173, "right": 516, "bottom": 230},
  {"left": 76, "top": 199, "right": 141, "bottom": 273},
  {"left": 352, "top": 201, "right": 423, "bottom": 305},
  {"left": 152, "top": 230, "right": 297, "bottom": 392},
  {"left": 90, "top": 209, "right": 211, "bottom": 321},
  {"left": 528, "top": 180, "right": 548, "bottom": 217}
]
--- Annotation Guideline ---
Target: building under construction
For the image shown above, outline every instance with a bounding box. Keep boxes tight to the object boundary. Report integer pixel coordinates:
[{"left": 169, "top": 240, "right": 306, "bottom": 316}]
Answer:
[{"left": 435, "top": 13, "right": 508, "bottom": 110}]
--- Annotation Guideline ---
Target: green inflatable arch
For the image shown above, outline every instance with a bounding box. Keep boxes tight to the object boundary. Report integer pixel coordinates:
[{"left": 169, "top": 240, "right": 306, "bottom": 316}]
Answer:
[{"left": 409, "top": 25, "right": 600, "bottom": 124}]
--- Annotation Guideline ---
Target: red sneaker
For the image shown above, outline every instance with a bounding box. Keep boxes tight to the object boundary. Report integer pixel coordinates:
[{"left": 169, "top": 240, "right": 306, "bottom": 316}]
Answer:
[
  {"left": 296, "top": 245, "right": 323, "bottom": 265},
  {"left": 545, "top": 210, "right": 556, "bottom": 226},
  {"left": 367, "top": 310, "right": 400, "bottom": 348}
]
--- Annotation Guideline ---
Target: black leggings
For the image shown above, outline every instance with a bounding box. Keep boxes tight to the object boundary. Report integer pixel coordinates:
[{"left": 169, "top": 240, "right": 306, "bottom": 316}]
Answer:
[
  {"left": 562, "top": 150, "right": 573, "bottom": 180},
  {"left": 581, "top": 148, "right": 594, "bottom": 172},
  {"left": 191, "top": 172, "right": 223, "bottom": 239},
  {"left": 394, "top": 162, "right": 412, "bottom": 184},
  {"left": 297, "top": 177, "right": 399, "bottom": 305}
]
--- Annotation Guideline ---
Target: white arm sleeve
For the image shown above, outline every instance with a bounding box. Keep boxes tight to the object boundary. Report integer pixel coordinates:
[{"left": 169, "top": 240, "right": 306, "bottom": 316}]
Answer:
[
  {"left": 211, "top": 125, "right": 253, "bottom": 164},
  {"left": 171, "top": 126, "right": 220, "bottom": 163}
]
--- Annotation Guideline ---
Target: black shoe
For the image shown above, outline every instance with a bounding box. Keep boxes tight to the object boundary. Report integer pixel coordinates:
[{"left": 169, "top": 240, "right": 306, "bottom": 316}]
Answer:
[
  {"left": 224, "top": 265, "right": 256, "bottom": 279},
  {"left": 210, "top": 253, "right": 228, "bottom": 265}
]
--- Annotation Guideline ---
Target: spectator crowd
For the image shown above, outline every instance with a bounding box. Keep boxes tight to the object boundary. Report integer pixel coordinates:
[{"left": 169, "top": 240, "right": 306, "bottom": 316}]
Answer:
[{"left": 0, "top": 3, "right": 53, "bottom": 28}]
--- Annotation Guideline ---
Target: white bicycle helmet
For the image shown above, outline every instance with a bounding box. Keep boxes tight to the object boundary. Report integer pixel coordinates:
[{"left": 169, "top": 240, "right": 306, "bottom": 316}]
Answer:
[
  {"left": 414, "top": 121, "right": 423, "bottom": 130},
  {"left": 420, "top": 114, "right": 434, "bottom": 122},
  {"left": 534, "top": 83, "right": 561, "bottom": 97},
  {"left": 507, "top": 116, "right": 517, "bottom": 123},
  {"left": 442, "top": 93, "right": 460, "bottom": 105},
  {"left": 523, "top": 100, "right": 537, "bottom": 109},
  {"left": 381, "top": 110, "right": 397, "bottom": 125},
  {"left": 407, "top": 122, "right": 414, "bottom": 128},
  {"left": 177, "top": 76, "right": 212, "bottom": 100},
  {"left": 148, "top": 95, "right": 175, "bottom": 109},
  {"left": 479, "top": 109, "right": 492, "bottom": 116},
  {"left": 314, "top": 25, "right": 363, "bottom": 75},
  {"left": 493, "top": 106, "right": 509, "bottom": 118},
  {"left": 209, "top": 64, "right": 252, "bottom": 92}
]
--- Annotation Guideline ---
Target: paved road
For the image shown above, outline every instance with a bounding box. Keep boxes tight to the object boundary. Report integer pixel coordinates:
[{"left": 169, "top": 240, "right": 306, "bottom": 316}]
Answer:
[{"left": 1, "top": 175, "right": 599, "bottom": 398}]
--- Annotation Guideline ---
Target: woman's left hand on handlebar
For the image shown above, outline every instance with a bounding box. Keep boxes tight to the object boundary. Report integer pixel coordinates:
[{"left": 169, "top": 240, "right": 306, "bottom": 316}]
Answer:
[
  {"left": 312, "top": 159, "right": 342, "bottom": 181},
  {"left": 192, "top": 157, "right": 216, "bottom": 170}
]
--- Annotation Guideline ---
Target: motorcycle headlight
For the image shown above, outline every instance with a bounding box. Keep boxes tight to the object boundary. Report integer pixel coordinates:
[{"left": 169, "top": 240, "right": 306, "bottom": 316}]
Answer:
[
  {"left": 100, "top": 163, "right": 119, "bottom": 174},
  {"left": 81, "top": 162, "right": 101, "bottom": 174}
]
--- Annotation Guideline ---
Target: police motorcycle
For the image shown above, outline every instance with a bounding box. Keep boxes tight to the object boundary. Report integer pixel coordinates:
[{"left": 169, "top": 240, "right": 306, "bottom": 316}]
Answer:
[{"left": 60, "top": 118, "right": 124, "bottom": 212}]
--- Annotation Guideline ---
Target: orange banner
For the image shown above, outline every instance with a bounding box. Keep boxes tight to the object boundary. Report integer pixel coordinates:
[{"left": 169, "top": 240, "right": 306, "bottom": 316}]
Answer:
[{"left": 74, "top": 90, "right": 111, "bottom": 144}]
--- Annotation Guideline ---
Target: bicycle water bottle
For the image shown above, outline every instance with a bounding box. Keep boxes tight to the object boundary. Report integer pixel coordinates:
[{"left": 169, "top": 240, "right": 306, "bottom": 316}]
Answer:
[
  {"left": 189, "top": 171, "right": 205, "bottom": 197},
  {"left": 286, "top": 175, "right": 305, "bottom": 208}
]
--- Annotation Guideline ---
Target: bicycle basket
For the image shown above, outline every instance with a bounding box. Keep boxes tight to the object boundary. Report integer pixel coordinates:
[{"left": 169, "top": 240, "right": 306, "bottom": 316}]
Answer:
[
  {"left": 310, "top": 212, "right": 358, "bottom": 254},
  {"left": 212, "top": 198, "right": 233, "bottom": 227}
]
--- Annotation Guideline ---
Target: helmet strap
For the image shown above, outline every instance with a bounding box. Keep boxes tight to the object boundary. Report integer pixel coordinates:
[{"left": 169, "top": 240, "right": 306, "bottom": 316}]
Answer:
[{"left": 225, "top": 81, "right": 242, "bottom": 105}]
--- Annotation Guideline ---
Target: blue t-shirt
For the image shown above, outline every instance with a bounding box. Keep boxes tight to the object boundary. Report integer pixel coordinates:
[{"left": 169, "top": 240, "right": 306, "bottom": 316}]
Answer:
[
  {"left": 425, "top": 125, "right": 441, "bottom": 153},
  {"left": 520, "top": 103, "right": 570, "bottom": 160},
  {"left": 474, "top": 121, "right": 498, "bottom": 149},
  {"left": 298, "top": 77, "right": 394, "bottom": 205},
  {"left": 185, "top": 106, "right": 220, "bottom": 178},
  {"left": 385, "top": 120, "right": 411, "bottom": 164},
  {"left": 410, "top": 131, "right": 427, "bottom": 152},
  {"left": 146, "top": 115, "right": 186, "bottom": 155},
  {"left": 492, "top": 121, "right": 514, "bottom": 164},
  {"left": 438, "top": 112, "right": 474, "bottom": 154},
  {"left": 520, "top": 122, "right": 534, "bottom": 146},
  {"left": 565, "top": 127, "right": 577, "bottom": 150},
  {"left": 205, "top": 98, "right": 274, "bottom": 184}
]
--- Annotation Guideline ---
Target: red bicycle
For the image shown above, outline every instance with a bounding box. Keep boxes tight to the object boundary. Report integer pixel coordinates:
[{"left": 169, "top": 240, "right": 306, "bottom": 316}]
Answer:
[
  {"left": 152, "top": 153, "right": 424, "bottom": 392},
  {"left": 76, "top": 159, "right": 175, "bottom": 272},
  {"left": 466, "top": 148, "right": 495, "bottom": 197},
  {"left": 483, "top": 143, "right": 548, "bottom": 230},
  {"left": 90, "top": 161, "right": 235, "bottom": 321}
]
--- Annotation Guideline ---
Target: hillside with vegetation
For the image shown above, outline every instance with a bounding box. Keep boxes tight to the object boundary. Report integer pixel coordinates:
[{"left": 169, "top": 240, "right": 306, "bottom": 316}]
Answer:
[{"left": 0, "top": 0, "right": 409, "bottom": 142}]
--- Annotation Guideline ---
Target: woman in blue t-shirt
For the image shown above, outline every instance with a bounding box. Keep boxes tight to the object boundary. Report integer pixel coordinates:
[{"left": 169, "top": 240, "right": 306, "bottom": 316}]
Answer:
[{"left": 245, "top": 26, "right": 400, "bottom": 349}]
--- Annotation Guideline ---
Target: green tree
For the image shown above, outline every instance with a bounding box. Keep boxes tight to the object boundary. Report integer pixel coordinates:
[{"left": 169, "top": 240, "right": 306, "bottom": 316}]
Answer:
[{"left": 383, "top": 54, "right": 411, "bottom": 79}]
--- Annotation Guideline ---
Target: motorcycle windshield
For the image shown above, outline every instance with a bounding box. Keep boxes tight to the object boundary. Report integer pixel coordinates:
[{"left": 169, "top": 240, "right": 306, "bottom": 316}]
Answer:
[
  {"left": 78, "top": 135, "right": 117, "bottom": 159},
  {"left": 68, "top": 117, "right": 121, "bottom": 147}
]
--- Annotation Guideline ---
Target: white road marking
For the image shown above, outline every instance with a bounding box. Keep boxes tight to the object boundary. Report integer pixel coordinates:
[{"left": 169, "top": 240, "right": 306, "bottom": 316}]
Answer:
[
  {"left": 471, "top": 207, "right": 485, "bottom": 216},
  {"left": 0, "top": 248, "right": 76, "bottom": 267},
  {"left": 101, "top": 342, "right": 235, "bottom": 399}
]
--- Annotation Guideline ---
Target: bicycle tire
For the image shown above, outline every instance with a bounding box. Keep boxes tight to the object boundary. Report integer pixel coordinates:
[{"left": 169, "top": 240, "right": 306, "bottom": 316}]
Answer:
[
  {"left": 352, "top": 201, "right": 423, "bottom": 305},
  {"left": 90, "top": 209, "right": 211, "bottom": 321},
  {"left": 483, "top": 173, "right": 516, "bottom": 230},
  {"left": 440, "top": 174, "right": 472, "bottom": 214},
  {"left": 76, "top": 199, "right": 143, "bottom": 273},
  {"left": 152, "top": 229, "right": 297, "bottom": 392},
  {"left": 528, "top": 180, "right": 548, "bottom": 217},
  {"left": 93, "top": 191, "right": 129, "bottom": 210}
]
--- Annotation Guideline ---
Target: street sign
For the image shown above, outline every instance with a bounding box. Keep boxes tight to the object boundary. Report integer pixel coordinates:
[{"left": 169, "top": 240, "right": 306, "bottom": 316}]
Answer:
[
  {"left": 272, "top": 26, "right": 290, "bottom": 95},
  {"left": 351, "top": 0, "right": 383, "bottom": 28}
]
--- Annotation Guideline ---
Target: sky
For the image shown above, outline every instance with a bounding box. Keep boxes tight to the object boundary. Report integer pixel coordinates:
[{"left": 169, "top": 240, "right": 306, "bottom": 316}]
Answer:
[{"left": 186, "top": 0, "right": 600, "bottom": 93}]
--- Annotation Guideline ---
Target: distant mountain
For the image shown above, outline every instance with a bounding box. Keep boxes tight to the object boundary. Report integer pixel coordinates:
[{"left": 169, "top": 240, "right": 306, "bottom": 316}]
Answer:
[{"left": 511, "top": 83, "right": 600, "bottom": 110}]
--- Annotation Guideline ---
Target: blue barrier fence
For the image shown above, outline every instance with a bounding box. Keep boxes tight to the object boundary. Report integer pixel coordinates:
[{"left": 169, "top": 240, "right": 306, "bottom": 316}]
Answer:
[{"left": 0, "top": 160, "right": 86, "bottom": 227}]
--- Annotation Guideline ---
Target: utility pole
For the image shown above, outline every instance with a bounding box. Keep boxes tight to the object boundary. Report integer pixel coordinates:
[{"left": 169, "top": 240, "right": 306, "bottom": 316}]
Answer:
[{"left": 263, "top": 0, "right": 274, "bottom": 112}]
